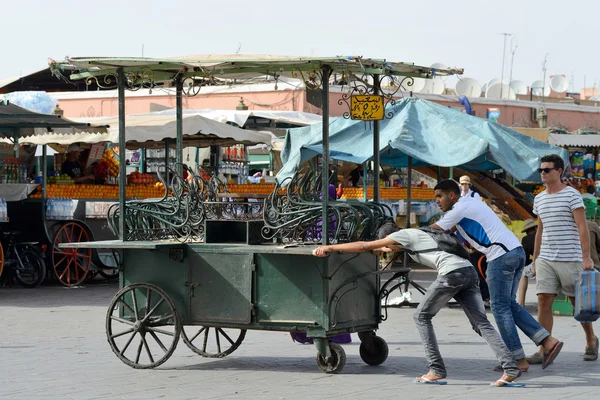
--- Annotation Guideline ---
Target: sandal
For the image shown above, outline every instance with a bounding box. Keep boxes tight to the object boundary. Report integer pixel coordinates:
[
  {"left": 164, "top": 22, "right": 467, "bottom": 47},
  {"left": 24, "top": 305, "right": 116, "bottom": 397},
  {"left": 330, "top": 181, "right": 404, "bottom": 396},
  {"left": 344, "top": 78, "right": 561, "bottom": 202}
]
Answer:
[
  {"left": 413, "top": 375, "right": 448, "bottom": 385},
  {"left": 542, "top": 341, "right": 564, "bottom": 369},
  {"left": 583, "top": 336, "right": 599, "bottom": 361}
]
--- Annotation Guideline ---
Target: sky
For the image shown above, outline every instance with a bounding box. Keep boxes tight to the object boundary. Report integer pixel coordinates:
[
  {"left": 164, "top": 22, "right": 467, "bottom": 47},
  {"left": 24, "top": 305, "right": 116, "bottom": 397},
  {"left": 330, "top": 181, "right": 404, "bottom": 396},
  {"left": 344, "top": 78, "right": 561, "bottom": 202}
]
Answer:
[{"left": 2, "top": 0, "right": 599, "bottom": 92}]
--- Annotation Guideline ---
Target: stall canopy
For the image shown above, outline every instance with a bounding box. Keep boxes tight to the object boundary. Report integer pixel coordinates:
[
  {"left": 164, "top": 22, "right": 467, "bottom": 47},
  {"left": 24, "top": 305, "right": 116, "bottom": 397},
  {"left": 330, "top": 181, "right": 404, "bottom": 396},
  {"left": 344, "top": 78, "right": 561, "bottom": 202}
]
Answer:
[
  {"left": 0, "top": 101, "right": 107, "bottom": 138},
  {"left": 548, "top": 133, "right": 600, "bottom": 148},
  {"left": 157, "top": 109, "right": 323, "bottom": 128},
  {"left": 279, "top": 98, "right": 569, "bottom": 183},
  {"left": 12, "top": 110, "right": 272, "bottom": 149}
]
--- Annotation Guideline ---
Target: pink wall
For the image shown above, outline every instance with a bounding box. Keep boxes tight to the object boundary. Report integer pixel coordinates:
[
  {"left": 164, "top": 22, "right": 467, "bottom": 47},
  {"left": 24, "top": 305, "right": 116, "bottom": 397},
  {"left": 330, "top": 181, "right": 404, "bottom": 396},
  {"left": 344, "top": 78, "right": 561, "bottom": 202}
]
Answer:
[{"left": 55, "top": 89, "right": 600, "bottom": 133}]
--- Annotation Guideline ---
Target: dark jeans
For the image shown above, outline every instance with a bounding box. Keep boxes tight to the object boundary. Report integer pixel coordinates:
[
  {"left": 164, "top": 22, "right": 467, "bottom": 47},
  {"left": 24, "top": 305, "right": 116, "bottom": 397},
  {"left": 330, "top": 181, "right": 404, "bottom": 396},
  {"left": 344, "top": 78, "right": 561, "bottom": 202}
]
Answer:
[
  {"left": 414, "top": 267, "right": 520, "bottom": 378},
  {"left": 487, "top": 247, "right": 549, "bottom": 360}
]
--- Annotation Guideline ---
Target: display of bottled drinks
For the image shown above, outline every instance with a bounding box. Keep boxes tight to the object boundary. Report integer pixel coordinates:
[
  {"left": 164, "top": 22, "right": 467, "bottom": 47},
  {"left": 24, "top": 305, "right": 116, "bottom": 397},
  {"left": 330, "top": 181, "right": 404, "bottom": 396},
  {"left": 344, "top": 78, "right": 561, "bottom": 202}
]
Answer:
[
  {"left": 45, "top": 198, "right": 75, "bottom": 220},
  {"left": 220, "top": 145, "right": 249, "bottom": 184},
  {"left": 1, "top": 157, "right": 29, "bottom": 184}
]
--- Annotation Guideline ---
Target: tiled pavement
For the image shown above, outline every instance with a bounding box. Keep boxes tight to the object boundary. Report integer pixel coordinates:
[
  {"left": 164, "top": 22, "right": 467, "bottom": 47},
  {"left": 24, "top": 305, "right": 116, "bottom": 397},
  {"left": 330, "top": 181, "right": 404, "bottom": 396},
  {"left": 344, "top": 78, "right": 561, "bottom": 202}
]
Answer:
[{"left": 1, "top": 270, "right": 598, "bottom": 400}]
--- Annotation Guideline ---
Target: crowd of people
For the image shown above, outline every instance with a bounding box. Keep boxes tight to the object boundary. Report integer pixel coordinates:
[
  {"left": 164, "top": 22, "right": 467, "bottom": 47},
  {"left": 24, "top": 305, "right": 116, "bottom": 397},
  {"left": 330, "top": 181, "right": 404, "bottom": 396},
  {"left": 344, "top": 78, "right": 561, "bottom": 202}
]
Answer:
[{"left": 312, "top": 153, "right": 598, "bottom": 387}]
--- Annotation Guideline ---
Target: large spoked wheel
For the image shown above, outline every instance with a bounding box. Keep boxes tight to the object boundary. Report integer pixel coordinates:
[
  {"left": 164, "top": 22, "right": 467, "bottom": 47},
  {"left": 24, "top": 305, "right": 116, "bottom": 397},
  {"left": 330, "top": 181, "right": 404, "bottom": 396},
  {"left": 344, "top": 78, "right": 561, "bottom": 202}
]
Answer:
[
  {"left": 181, "top": 326, "right": 246, "bottom": 358},
  {"left": 316, "top": 343, "right": 346, "bottom": 374},
  {"left": 359, "top": 334, "right": 389, "bottom": 366},
  {"left": 14, "top": 248, "right": 46, "bottom": 288},
  {"left": 52, "top": 222, "right": 92, "bottom": 287},
  {"left": 106, "top": 283, "right": 181, "bottom": 369}
]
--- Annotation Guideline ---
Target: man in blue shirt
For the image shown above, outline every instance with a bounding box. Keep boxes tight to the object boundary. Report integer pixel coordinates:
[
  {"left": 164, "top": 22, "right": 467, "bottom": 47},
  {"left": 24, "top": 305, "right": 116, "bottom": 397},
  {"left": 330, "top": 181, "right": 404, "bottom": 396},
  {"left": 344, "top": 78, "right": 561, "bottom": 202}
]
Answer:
[{"left": 430, "top": 179, "right": 563, "bottom": 372}]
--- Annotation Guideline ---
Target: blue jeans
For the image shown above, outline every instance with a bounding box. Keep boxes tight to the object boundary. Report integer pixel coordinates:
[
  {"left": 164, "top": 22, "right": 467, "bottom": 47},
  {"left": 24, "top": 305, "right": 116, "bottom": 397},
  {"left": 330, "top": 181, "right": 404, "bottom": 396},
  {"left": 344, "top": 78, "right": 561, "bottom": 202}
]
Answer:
[
  {"left": 414, "top": 267, "right": 520, "bottom": 378},
  {"left": 487, "top": 246, "right": 549, "bottom": 360}
]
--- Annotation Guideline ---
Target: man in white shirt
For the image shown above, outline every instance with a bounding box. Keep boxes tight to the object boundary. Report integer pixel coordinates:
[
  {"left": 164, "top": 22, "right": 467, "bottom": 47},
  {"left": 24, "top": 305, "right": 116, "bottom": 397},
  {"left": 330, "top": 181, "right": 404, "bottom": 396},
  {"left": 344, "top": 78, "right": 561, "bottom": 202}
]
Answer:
[
  {"left": 532, "top": 154, "right": 598, "bottom": 362},
  {"left": 430, "top": 179, "right": 563, "bottom": 372},
  {"left": 312, "top": 224, "right": 522, "bottom": 387},
  {"left": 459, "top": 175, "right": 481, "bottom": 199}
]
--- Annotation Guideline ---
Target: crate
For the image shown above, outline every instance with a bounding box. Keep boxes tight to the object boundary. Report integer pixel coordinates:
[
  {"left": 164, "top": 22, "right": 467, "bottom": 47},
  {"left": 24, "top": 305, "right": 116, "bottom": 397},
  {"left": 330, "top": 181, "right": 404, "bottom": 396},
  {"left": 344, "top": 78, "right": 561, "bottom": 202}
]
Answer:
[{"left": 552, "top": 293, "right": 574, "bottom": 316}]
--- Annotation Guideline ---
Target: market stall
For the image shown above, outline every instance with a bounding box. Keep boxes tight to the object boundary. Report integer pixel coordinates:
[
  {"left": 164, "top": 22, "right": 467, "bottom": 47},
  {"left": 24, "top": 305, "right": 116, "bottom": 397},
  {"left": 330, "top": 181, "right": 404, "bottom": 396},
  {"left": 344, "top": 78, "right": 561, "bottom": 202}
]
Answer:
[
  {"left": 16, "top": 110, "right": 272, "bottom": 286},
  {"left": 0, "top": 100, "right": 107, "bottom": 287},
  {"left": 54, "top": 54, "right": 460, "bottom": 373}
]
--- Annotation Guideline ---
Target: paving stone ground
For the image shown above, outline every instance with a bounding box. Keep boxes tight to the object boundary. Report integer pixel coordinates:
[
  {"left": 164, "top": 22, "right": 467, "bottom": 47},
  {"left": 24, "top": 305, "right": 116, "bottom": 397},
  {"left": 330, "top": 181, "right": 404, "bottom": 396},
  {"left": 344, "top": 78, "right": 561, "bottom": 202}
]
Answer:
[{"left": 1, "top": 270, "right": 598, "bottom": 400}]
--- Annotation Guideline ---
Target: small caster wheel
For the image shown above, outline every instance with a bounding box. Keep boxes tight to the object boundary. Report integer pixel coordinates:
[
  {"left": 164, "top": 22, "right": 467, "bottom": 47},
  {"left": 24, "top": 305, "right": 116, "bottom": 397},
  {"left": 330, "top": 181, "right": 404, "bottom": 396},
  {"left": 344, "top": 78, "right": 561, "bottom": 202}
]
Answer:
[
  {"left": 359, "top": 335, "right": 388, "bottom": 366},
  {"left": 316, "top": 342, "right": 346, "bottom": 374}
]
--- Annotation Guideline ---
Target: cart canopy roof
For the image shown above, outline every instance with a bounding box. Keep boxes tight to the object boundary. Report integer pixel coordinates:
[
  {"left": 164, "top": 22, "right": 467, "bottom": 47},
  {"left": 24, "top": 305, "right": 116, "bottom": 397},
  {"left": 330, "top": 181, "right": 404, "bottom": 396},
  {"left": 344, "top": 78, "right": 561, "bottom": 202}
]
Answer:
[
  {"left": 0, "top": 101, "right": 107, "bottom": 139},
  {"left": 278, "top": 97, "right": 568, "bottom": 183},
  {"left": 13, "top": 110, "right": 272, "bottom": 149}
]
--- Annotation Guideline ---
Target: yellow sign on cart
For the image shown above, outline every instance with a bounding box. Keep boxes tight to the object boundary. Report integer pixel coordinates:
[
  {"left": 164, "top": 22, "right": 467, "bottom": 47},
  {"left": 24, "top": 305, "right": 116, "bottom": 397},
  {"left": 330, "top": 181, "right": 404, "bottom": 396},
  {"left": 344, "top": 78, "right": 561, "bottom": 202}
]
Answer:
[{"left": 350, "top": 95, "right": 384, "bottom": 121}]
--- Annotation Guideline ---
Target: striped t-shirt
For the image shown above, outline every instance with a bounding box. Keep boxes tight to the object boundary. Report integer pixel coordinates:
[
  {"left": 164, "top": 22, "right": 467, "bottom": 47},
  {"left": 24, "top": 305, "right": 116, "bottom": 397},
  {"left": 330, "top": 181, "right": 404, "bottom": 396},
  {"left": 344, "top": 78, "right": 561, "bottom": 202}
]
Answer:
[{"left": 533, "top": 186, "right": 584, "bottom": 261}]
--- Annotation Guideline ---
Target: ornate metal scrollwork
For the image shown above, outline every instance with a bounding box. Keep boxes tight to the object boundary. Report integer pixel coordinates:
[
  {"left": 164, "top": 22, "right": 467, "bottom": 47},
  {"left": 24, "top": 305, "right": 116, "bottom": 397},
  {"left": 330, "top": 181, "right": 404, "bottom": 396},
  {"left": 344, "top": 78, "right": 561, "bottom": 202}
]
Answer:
[
  {"left": 107, "top": 165, "right": 206, "bottom": 242},
  {"left": 337, "top": 73, "right": 413, "bottom": 120},
  {"left": 85, "top": 73, "right": 119, "bottom": 90},
  {"left": 261, "top": 167, "right": 393, "bottom": 244},
  {"left": 292, "top": 69, "right": 324, "bottom": 90}
]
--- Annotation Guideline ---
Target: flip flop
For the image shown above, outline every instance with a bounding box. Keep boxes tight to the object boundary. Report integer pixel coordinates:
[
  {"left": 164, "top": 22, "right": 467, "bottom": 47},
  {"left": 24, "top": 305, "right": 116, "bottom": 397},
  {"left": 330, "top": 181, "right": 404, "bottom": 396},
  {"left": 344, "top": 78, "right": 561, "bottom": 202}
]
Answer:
[
  {"left": 542, "top": 341, "right": 564, "bottom": 369},
  {"left": 491, "top": 379, "right": 526, "bottom": 388},
  {"left": 413, "top": 375, "right": 448, "bottom": 385}
]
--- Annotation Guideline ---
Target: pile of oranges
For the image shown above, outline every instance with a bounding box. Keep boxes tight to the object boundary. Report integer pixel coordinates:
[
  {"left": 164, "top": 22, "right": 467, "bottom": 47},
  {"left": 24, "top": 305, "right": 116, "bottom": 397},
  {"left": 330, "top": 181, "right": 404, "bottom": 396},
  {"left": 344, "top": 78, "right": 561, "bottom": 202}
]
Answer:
[
  {"left": 226, "top": 184, "right": 276, "bottom": 195},
  {"left": 29, "top": 183, "right": 166, "bottom": 200},
  {"left": 101, "top": 149, "right": 120, "bottom": 177},
  {"left": 340, "top": 188, "right": 434, "bottom": 200},
  {"left": 127, "top": 171, "right": 156, "bottom": 184}
]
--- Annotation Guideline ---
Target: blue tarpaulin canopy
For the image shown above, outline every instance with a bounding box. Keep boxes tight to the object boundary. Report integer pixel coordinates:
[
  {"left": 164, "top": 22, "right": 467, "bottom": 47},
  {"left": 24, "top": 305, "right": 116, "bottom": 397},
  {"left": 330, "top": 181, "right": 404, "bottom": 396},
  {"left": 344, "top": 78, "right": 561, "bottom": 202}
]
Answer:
[{"left": 279, "top": 98, "right": 568, "bottom": 183}]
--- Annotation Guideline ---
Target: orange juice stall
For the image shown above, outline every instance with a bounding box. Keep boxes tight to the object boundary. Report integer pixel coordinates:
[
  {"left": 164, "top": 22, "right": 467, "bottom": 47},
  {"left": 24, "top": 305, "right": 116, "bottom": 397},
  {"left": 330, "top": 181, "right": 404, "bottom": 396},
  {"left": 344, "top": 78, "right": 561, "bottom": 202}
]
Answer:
[{"left": 16, "top": 111, "right": 271, "bottom": 286}]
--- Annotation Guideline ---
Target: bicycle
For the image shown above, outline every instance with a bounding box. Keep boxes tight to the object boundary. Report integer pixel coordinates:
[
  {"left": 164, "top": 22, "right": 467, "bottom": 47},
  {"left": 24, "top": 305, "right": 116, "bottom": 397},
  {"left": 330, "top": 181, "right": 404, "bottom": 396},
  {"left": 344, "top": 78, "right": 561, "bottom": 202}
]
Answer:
[{"left": 0, "top": 231, "right": 46, "bottom": 288}]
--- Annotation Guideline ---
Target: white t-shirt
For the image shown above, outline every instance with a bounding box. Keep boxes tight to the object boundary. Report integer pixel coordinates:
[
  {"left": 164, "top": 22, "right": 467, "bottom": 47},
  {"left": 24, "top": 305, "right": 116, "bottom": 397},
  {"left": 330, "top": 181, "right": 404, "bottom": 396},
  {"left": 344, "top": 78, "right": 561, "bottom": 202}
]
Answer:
[
  {"left": 387, "top": 229, "right": 472, "bottom": 275},
  {"left": 462, "top": 188, "right": 481, "bottom": 200},
  {"left": 533, "top": 186, "right": 584, "bottom": 262},
  {"left": 435, "top": 196, "right": 521, "bottom": 261}
]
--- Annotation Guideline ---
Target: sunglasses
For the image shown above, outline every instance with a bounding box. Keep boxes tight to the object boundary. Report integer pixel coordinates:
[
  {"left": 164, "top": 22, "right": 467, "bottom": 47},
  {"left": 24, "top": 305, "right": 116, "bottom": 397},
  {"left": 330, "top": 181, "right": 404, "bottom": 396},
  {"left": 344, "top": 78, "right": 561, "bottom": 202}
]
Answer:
[{"left": 537, "top": 167, "right": 558, "bottom": 174}]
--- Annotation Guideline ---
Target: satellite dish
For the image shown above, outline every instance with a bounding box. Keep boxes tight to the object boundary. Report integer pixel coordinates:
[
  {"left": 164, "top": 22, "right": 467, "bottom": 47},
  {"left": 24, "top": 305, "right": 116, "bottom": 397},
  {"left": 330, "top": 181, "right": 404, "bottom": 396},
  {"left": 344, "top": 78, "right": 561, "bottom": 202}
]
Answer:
[
  {"left": 422, "top": 77, "right": 445, "bottom": 94},
  {"left": 589, "top": 96, "right": 600, "bottom": 101},
  {"left": 550, "top": 75, "right": 568, "bottom": 93},
  {"left": 481, "top": 83, "right": 488, "bottom": 94},
  {"left": 455, "top": 77, "right": 482, "bottom": 98},
  {"left": 485, "top": 83, "right": 516, "bottom": 100},
  {"left": 486, "top": 77, "right": 506, "bottom": 88},
  {"left": 430, "top": 63, "right": 449, "bottom": 81},
  {"left": 531, "top": 80, "right": 551, "bottom": 97},
  {"left": 509, "top": 80, "right": 528, "bottom": 95}
]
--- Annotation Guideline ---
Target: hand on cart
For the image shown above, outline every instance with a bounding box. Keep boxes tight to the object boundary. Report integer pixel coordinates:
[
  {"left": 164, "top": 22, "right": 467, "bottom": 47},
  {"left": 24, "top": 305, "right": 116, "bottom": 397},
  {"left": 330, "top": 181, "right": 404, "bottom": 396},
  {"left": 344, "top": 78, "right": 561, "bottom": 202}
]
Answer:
[{"left": 313, "top": 246, "right": 331, "bottom": 257}]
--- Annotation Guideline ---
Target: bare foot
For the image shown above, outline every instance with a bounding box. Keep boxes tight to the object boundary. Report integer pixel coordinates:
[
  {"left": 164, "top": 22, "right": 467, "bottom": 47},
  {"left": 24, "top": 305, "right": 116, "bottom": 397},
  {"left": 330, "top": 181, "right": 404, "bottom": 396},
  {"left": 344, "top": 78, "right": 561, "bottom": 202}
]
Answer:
[
  {"left": 414, "top": 371, "right": 446, "bottom": 383},
  {"left": 541, "top": 336, "right": 560, "bottom": 353},
  {"left": 491, "top": 373, "right": 519, "bottom": 387},
  {"left": 516, "top": 358, "right": 529, "bottom": 372}
]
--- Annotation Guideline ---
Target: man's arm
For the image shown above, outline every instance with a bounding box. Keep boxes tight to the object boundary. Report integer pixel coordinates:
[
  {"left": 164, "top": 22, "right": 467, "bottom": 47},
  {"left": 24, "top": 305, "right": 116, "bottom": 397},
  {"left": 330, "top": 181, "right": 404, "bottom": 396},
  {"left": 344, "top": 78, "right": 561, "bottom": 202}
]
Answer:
[
  {"left": 531, "top": 217, "right": 543, "bottom": 276},
  {"left": 313, "top": 238, "right": 398, "bottom": 257},
  {"left": 573, "top": 207, "right": 594, "bottom": 270},
  {"left": 429, "top": 203, "right": 464, "bottom": 231}
]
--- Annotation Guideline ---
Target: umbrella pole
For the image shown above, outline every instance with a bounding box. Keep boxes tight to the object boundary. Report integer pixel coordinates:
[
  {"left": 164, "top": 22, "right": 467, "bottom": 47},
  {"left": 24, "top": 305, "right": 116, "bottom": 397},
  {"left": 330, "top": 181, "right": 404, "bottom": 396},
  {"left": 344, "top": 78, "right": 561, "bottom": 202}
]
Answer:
[
  {"left": 321, "top": 66, "right": 331, "bottom": 245},
  {"left": 404, "top": 156, "right": 413, "bottom": 267},
  {"left": 176, "top": 78, "right": 183, "bottom": 176},
  {"left": 117, "top": 68, "right": 127, "bottom": 241}
]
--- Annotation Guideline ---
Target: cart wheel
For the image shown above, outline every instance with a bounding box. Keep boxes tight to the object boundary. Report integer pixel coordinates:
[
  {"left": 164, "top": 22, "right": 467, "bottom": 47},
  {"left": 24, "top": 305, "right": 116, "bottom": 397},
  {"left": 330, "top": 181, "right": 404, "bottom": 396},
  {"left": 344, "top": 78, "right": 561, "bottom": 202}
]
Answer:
[
  {"left": 181, "top": 326, "right": 246, "bottom": 358},
  {"left": 359, "top": 335, "right": 388, "bottom": 366},
  {"left": 316, "top": 343, "right": 346, "bottom": 374},
  {"left": 106, "top": 283, "right": 181, "bottom": 369},
  {"left": 52, "top": 222, "right": 92, "bottom": 287}
]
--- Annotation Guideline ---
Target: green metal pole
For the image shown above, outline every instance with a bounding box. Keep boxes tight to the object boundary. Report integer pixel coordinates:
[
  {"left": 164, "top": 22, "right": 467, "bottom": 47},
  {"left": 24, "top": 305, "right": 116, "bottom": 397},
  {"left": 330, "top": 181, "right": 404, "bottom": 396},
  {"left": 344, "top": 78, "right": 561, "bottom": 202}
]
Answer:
[
  {"left": 321, "top": 66, "right": 331, "bottom": 245},
  {"left": 42, "top": 145, "right": 47, "bottom": 202},
  {"left": 363, "top": 162, "right": 368, "bottom": 202},
  {"left": 140, "top": 148, "right": 146, "bottom": 173},
  {"left": 404, "top": 156, "right": 413, "bottom": 267},
  {"left": 437, "top": 166, "right": 442, "bottom": 182},
  {"left": 373, "top": 74, "right": 381, "bottom": 203},
  {"left": 449, "top": 167, "right": 454, "bottom": 179},
  {"left": 176, "top": 78, "right": 183, "bottom": 176},
  {"left": 117, "top": 68, "right": 127, "bottom": 241}
]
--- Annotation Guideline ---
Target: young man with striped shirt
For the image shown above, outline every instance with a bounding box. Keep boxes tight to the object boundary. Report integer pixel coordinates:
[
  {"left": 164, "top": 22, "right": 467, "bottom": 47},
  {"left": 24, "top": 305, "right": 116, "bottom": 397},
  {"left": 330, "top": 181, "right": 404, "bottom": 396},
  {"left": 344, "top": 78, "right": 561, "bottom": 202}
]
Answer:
[{"left": 532, "top": 154, "right": 598, "bottom": 362}]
